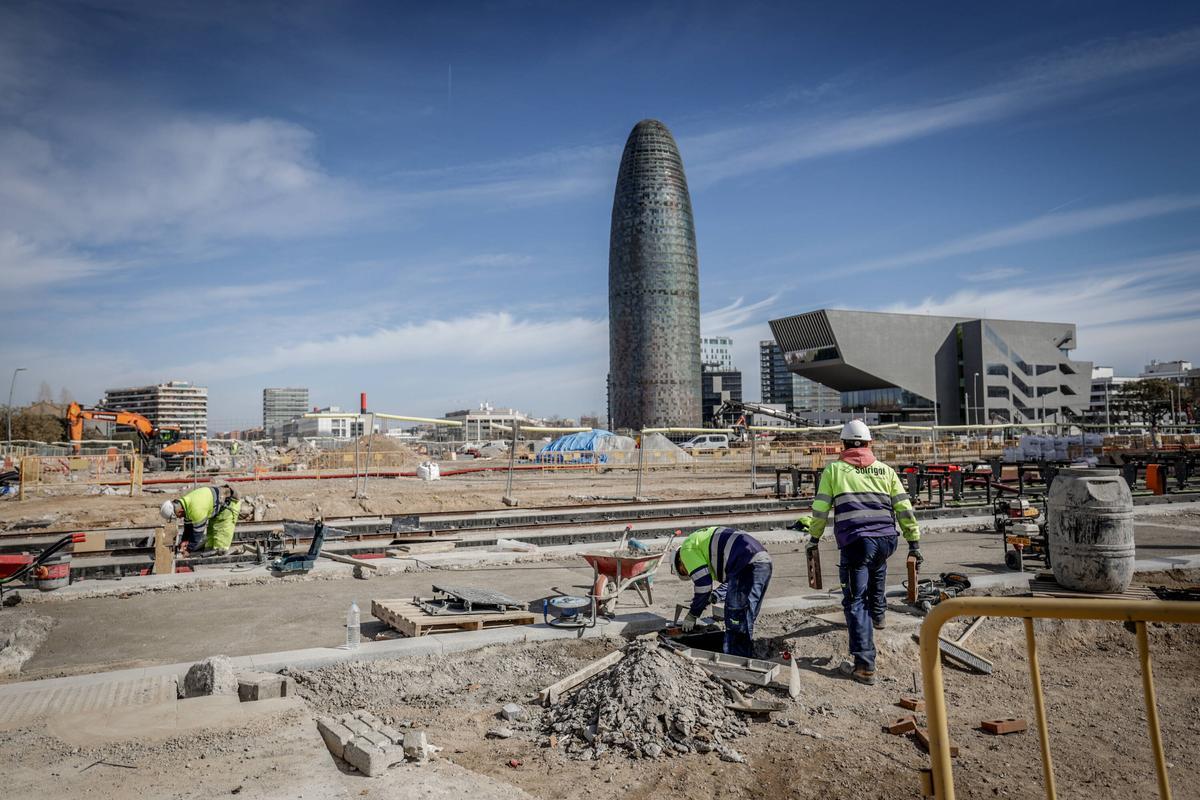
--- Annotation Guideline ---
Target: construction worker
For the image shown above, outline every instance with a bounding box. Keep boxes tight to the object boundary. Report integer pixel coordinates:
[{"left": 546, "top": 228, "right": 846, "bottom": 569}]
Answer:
[
  {"left": 160, "top": 484, "right": 240, "bottom": 557},
  {"left": 801, "top": 420, "right": 921, "bottom": 685},
  {"left": 674, "top": 526, "right": 773, "bottom": 657}
]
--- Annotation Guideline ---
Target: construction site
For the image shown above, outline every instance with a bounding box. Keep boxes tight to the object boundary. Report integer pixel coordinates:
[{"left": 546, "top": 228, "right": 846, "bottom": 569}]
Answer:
[
  {"left": 2, "top": 421, "right": 1200, "bottom": 799},
  {"left": 5, "top": 6, "right": 1200, "bottom": 799}
]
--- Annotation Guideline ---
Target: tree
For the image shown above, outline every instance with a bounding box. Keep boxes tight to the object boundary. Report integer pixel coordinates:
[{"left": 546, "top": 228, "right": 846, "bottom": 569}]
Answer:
[
  {"left": 5, "top": 409, "right": 67, "bottom": 442},
  {"left": 58, "top": 387, "right": 74, "bottom": 405},
  {"left": 1116, "top": 379, "right": 1174, "bottom": 440},
  {"left": 37, "top": 381, "right": 53, "bottom": 404}
]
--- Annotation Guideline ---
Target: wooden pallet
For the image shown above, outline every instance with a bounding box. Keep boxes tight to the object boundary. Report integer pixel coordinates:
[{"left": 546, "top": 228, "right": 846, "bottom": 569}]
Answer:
[
  {"left": 371, "top": 598, "right": 535, "bottom": 637},
  {"left": 1028, "top": 574, "right": 1156, "bottom": 601}
]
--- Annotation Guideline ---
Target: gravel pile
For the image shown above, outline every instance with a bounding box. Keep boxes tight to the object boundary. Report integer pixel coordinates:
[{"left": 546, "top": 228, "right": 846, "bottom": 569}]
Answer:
[{"left": 546, "top": 641, "right": 749, "bottom": 761}]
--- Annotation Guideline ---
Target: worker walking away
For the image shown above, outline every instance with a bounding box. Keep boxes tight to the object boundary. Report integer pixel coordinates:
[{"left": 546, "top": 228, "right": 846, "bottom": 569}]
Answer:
[
  {"left": 803, "top": 420, "right": 921, "bottom": 685},
  {"left": 674, "top": 526, "right": 772, "bottom": 657},
  {"left": 160, "top": 484, "right": 240, "bottom": 557}
]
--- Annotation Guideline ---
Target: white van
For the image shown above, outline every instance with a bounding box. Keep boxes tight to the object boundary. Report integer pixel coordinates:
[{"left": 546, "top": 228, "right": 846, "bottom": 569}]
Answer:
[{"left": 681, "top": 433, "right": 731, "bottom": 452}]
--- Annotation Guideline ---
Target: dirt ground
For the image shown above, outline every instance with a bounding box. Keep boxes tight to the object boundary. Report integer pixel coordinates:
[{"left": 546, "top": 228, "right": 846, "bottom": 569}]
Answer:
[
  {"left": 0, "top": 470, "right": 759, "bottom": 530},
  {"left": 2, "top": 570, "right": 1198, "bottom": 799}
]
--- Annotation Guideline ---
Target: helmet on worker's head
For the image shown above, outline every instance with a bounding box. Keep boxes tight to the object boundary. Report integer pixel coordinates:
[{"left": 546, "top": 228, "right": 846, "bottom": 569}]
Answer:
[
  {"left": 159, "top": 500, "right": 178, "bottom": 520},
  {"left": 673, "top": 549, "right": 689, "bottom": 580},
  {"left": 840, "top": 419, "right": 873, "bottom": 446}
]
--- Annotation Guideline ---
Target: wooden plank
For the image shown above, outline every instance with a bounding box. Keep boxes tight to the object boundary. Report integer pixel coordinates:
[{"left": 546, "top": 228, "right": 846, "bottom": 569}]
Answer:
[
  {"left": 73, "top": 531, "right": 108, "bottom": 554},
  {"left": 153, "top": 525, "right": 175, "bottom": 575},
  {"left": 371, "top": 598, "right": 535, "bottom": 638},
  {"left": 319, "top": 551, "right": 379, "bottom": 570},
  {"left": 538, "top": 650, "right": 624, "bottom": 706}
]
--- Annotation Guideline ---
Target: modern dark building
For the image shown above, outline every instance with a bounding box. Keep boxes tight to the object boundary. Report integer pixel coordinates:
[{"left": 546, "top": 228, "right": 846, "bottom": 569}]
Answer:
[
  {"left": 768, "top": 310, "right": 1092, "bottom": 425},
  {"left": 759, "top": 340, "right": 841, "bottom": 415},
  {"left": 702, "top": 367, "right": 742, "bottom": 424},
  {"left": 608, "top": 119, "right": 701, "bottom": 430}
]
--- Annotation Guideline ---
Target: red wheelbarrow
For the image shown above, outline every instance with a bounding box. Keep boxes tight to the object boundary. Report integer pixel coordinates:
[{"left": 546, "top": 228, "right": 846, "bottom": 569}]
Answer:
[{"left": 580, "top": 529, "right": 679, "bottom": 617}]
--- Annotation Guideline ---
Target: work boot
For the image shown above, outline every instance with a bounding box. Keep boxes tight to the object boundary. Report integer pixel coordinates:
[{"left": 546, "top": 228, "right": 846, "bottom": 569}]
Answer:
[
  {"left": 851, "top": 666, "right": 877, "bottom": 685},
  {"left": 872, "top": 616, "right": 886, "bottom": 630}
]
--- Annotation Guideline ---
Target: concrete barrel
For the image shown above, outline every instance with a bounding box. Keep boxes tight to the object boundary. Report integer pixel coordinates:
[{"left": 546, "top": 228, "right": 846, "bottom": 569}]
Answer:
[{"left": 1047, "top": 468, "right": 1135, "bottom": 593}]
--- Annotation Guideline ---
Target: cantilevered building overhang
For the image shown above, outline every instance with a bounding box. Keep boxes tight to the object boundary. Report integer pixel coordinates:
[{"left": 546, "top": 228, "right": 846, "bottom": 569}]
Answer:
[{"left": 768, "top": 309, "right": 1092, "bottom": 425}]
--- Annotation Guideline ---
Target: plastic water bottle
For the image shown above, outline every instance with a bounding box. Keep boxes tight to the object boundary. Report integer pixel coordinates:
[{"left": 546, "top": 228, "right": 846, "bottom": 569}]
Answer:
[{"left": 345, "top": 602, "right": 360, "bottom": 649}]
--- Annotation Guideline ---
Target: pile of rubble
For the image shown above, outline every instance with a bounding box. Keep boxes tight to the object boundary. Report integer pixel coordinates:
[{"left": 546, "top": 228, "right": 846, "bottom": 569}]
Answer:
[
  {"left": 545, "top": 641, "right": 749, "bottom": 761},
  {"left": 317, "top": 711, "right": 437, "bottom": 776}
]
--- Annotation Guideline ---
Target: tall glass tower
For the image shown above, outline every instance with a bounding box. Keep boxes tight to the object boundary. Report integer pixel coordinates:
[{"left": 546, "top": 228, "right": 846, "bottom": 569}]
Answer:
[{"left": 608, "top": 119, "right": 701, "bottom": 430}]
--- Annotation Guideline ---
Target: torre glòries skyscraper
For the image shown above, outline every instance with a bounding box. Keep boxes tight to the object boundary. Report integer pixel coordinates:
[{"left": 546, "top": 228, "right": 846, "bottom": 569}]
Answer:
[{"left": 608, "top": 119, "right": 701, "bottom": 430}]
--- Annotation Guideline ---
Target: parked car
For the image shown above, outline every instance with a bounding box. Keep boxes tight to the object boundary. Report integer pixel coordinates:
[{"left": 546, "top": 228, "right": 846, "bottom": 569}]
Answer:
[{"left": 681, "top": 433, "right": 731, "bottom": 453}]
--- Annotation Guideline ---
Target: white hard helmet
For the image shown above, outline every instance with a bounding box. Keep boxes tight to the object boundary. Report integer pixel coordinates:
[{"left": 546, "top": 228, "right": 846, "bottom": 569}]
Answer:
[
  {"left": 840, "top": 419, "right": 873, "bottom": 443},
  {"left": 160, "top": 500, "right": 177, "bottom": 520}
]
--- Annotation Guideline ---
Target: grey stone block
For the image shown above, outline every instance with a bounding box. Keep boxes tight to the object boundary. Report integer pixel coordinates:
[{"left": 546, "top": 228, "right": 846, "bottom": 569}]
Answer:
[
  {"left": 344, "top": 717, "right": 372, "bottom": 737},
  {"left": 236, "top": 671, "right": 291, "bottom": 702},
  {"left": 316, "top": 717, "right": 354, "bottom": 760},
  {"left": 403, "top": 730, "right": 429, "bottom": 762},
  {"left": 501, "top": 702, "right": 529, "bottom": 722},
  {"left": 179, "top": 656, "right": 238, "bottom": 699},
  {"left": 344, "top": 737, "right": 389, "bottom": 777}
]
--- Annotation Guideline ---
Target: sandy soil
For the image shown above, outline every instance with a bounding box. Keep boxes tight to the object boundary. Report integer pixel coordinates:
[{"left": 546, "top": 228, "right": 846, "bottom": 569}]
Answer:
[
  {"left": 0, "top": 471, "right": 758, "bottom": 531},
  {"left": 3, "top": 568, "right": 1199, "bottom": 799}
]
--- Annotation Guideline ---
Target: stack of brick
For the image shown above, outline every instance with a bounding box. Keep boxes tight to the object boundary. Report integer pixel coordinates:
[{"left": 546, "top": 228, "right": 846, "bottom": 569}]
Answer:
[{"left": 317, "top": 711, "right": 435, "bottom": 777}]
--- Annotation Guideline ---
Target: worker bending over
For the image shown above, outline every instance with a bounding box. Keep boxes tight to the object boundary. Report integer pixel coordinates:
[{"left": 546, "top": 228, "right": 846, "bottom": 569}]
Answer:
[
  {"left": 802, "top": 420, "right": 921, "bottom": 685},
  {"left": 674, "top": 526, "right": 773, "bottom": 657},
  {"left": 160, "top": 485, "right": 240, "bottom": 557}
]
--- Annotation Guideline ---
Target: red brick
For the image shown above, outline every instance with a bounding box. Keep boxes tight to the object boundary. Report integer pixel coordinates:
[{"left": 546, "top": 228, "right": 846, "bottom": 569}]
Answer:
[
  {"left": 912, "top": 727, "right": 959, "bottom": 757},
  {"left": 885, "top": 715, "right": 918, "bottom": 735},
  {"left": 898, "top": 696, "right": 926, "bottom": 712},
  {"left": 981, "top": 718, "right": 1028, "bottom": 735}
]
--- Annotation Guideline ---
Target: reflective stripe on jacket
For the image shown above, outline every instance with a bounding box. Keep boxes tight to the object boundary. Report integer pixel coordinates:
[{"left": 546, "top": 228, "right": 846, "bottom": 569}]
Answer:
[
  {"left": 808, "top": 453, "right": 919, "bottom": 548},
  {"left": 678, "top": 526, "right": 768, "bottom": 616}
]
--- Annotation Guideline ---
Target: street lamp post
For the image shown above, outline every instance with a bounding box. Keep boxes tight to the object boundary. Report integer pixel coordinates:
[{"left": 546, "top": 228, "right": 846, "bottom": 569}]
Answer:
[
  {"left": 6, "top": 367, "right": 27, "bottom": 443},
  {"left": 974, "top": 371, "right": 982, "bottom": 433}
]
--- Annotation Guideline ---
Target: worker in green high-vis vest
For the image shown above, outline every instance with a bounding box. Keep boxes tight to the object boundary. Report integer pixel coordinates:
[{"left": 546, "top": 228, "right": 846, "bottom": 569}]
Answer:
[{"left": 160, "top": 484, "right": 240, "bottom": 556}]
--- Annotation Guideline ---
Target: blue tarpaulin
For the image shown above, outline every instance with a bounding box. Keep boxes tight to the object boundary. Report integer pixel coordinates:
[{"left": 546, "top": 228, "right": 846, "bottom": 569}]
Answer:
[{"left": 537, "top": 429, "right": 614, "bottom": 463}]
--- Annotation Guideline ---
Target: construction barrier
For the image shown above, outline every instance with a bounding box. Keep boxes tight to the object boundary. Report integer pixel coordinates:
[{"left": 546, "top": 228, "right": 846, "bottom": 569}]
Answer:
[
  {"left": 16, "top": 453, "right": 144, "bottom": 499},
  {"left": 918, "top": 596, "right": 1200, "bottom": 800}
]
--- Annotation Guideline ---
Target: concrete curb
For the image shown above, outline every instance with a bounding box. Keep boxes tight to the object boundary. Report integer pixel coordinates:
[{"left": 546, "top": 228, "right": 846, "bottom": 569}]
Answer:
[{"left": 5, "top": 552, "right": 1196, "bottom": 702}]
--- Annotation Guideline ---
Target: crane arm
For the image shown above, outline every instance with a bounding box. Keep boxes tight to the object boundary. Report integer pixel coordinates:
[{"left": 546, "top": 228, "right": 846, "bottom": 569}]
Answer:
[{"left": 66, "top": 402, "right": 156, "bottom": 449}]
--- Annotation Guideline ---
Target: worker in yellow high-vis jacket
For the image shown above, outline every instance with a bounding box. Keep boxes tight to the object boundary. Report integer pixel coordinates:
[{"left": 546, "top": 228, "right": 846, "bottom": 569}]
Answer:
[
  {"left": 795, "top": 420, "right": 920, "bottom": 685},
  {"left": 160, "top": 484, "right": 240, "bottom": 557}
]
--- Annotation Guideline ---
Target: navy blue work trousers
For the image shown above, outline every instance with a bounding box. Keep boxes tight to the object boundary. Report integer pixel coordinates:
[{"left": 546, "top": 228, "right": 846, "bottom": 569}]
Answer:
[
  {"left": 723, "top": 559, "right": 773, "bottom": 657},
  {"left": 839, "top": 534, "right": 898, "bottom": 670}
]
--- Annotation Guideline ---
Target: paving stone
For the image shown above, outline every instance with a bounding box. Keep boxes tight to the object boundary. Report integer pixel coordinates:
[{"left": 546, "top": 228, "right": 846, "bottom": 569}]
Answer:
[
  {"left": 344, "top": 737, "right": 389, "bottom": 777},
  {"left": 501, "top": 703, "right": 529, "bottom": 722},
  {"left": 344, "top": 717, "right": 373, "bottom": 737},
  {"left": 316, "top": 717, "right": 355, "bottom": 760},
  {"left": 236, "top": 671, "right": 294, "bottom": 702}
]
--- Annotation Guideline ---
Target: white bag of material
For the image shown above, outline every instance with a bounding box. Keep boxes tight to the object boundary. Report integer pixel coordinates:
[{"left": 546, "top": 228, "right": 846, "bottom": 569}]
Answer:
[
  {"left": 416, "top": 461, "right": 441, "bottom": 481},
  {"left": 495, "top": 538, "right": 538, "bottom": 553}
]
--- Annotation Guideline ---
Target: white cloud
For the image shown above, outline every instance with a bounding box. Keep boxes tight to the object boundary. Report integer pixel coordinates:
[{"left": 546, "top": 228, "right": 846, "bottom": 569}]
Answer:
[
  {"left": 701, "top": 295, "right": 779, "bottom": 333},
  {"left": 688, "top": 27, "right": 1200, "bottom": 185},
  {"left": 963, "top": 267, "right": 1026, "bottom": 282},
  {"left": 881, "top": 251, "right": 1200, "bottom": 372},
  {"left": 163, "top": 311, "right": 607, "bottom": 381},
  {"left": 843, "top": 194, "right": 1200, "bottom": 274}
]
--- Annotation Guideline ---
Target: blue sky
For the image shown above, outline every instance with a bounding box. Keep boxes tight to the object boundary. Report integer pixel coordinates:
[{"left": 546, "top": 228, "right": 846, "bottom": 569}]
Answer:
[{"left": 3, "top": 1, "right": 1199, "bottom": 431}]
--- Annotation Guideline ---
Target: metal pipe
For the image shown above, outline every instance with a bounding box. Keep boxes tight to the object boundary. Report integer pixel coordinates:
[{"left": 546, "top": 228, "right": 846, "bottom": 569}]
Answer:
[
  {"left": 634, "top": 429, "right": 645, "bottom": 499},
  {"left": 1024, "top": 617, "right": 1057, "bottom": 799},
  {"left": 920, "top": 597, "right": 1200, "bottom": 800},
  {"left": 1136, "top": 621, "right": 1172, "bottom": 799},
  {"left": 6, "top": 367, "right": 27, "bottom": 443}
]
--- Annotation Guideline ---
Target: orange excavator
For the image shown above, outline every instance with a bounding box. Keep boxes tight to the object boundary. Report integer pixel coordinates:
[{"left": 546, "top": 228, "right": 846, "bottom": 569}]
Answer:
[{"left": 66, "top": 401, "right": 207, "bottom": 471}]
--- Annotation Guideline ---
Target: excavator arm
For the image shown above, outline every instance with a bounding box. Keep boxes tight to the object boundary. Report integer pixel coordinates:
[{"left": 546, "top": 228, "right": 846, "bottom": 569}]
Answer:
[{"left": 66, "top": 401, "right": 167, "bottom": 453}]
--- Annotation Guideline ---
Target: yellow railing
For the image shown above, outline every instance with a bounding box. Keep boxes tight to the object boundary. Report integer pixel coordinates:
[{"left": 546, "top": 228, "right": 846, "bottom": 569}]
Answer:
[{"left": 919, "top": 596, "right": 1200, "bottom": 800}]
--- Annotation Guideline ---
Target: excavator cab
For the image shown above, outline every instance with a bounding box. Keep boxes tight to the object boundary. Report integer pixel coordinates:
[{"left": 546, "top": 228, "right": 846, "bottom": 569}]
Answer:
[{"left": 156, "top": 428, "right": 183, "bottom": 447}]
